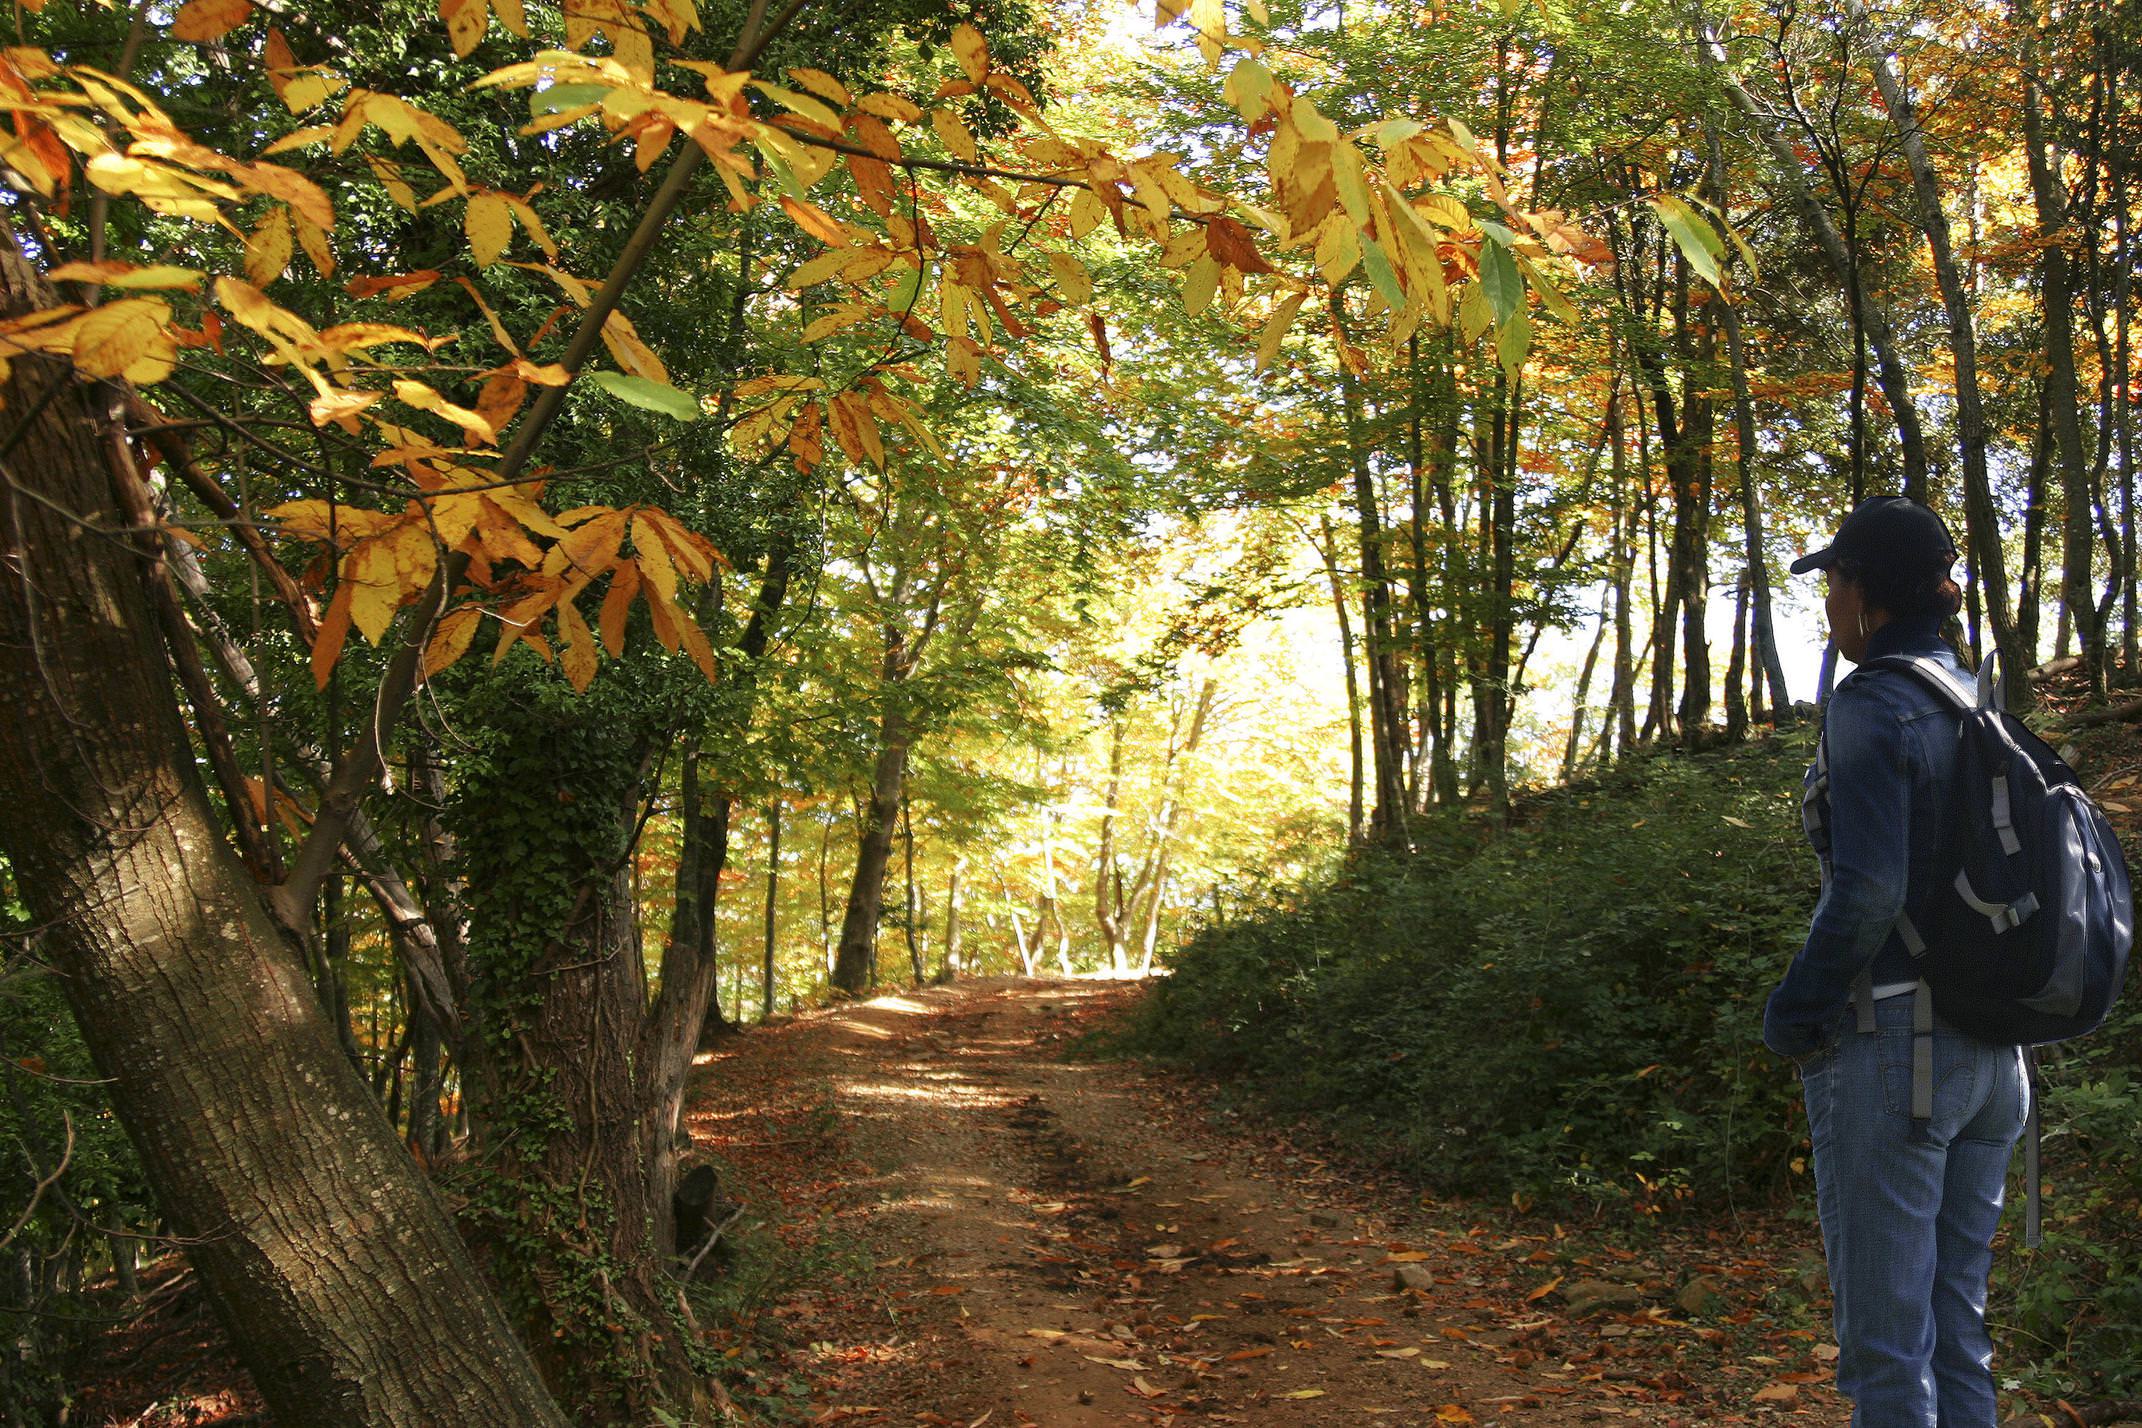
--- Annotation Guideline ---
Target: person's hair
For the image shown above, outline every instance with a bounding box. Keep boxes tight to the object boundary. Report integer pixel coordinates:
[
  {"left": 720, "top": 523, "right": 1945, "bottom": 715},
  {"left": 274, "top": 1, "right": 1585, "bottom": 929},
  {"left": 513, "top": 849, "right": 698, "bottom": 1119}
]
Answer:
[{"left": 1832, "top": 555, "right": 1964, "bottom": 621}]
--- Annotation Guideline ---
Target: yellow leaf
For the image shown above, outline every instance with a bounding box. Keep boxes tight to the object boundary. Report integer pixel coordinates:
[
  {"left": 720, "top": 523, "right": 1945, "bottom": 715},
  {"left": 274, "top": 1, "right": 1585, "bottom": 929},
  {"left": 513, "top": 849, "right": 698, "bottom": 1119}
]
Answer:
[
  {"left": 246, "top": 206, "right": 293, "bottom": 287},
  {"left": 931, "top": 107, "right": 977, "bottom": 163},
  {"left": 282, "top": 72, "right": 343, "bottom": 113},
  {"left": 440, "top": 0, "right": 487, "bottom": 56},
  {"left": 599, "top": 561, "right": 639, "bottom": 656},
  {"left": 309, "top": 387, "right": 383, "bottom": 427},
  {"left": 368, "top": 155, "right": 418, "bottom": 211},
  {"left": 240, "top": 162, "right": 335, "bottom": 230},
  {"left": 1255, "top": 291, "right": 1304, "bottom": 370},
  {"left": 422, "top": 606, "right": 482, "bottom": 677},
  {"left": 489, "top": 0, "right": 528, "bottom": 37},
  {"left": 599, "top": 311, "right": 668, "bottom": 384},
  {"left": 72, "top": 298, "right": 175, "bottom": 383},
  {"left": 786, "top": 67, "right": 851, "bottom": 107},
  {"left": 950, "top": 22, "right": 988, "bottom": 84},
  {"left": 779, "top": 195, "right": 849, "bottom": 248},
  {"left": 1046, "top": 252, "right": 1091, "bottom": 305},
  {"left": 171, "top": 0, "right": 251, "bottom": 42},
  {"left": 1280, "top": 1390, "right": 1325, "bottom": 1400},
  {"left": 393, "top": 378, "right": 495, "bottom": 443},
  {"left": 293, "top": 210, "right": 334, "bottom": 279},
  {"left": 557, "top": 598, "right": 597, "bottom": 690},
  {"left": 261, "top": 124, "right": 334, "bottom": 156},
  {"left": 1181, "top": 253, "right": 1219, "bottom": 316},
  {"left": 46, "top": 261, "right": 203, "bottom": 292},
  {"left": 343, "top": 535, "right": 404, "bottom": 645},
  {"left": 465, "top": 191, "right": 513, "bottom": 267}
]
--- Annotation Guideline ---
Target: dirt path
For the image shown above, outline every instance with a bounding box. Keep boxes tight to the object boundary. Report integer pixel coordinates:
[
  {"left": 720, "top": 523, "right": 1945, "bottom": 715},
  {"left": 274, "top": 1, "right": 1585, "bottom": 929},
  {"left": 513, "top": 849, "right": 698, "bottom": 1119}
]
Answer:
[{"left": 687, "top": 978, "right": 1850, "bottom": 1427}]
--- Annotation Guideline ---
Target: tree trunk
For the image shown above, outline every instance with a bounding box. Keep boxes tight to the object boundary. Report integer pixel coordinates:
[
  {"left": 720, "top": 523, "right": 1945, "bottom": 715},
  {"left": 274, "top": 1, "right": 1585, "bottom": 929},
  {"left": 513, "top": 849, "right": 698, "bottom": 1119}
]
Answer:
[
  {"left": 1563, "top": 594, "right": 1609, "bottom": 779},
  {"left": 901, "top": 795, "right": 925, "bottom": 986},
  {"left": 762, "top": 801, "right": 780, "bottom": 1020},
  {"left": 0, "top": 252, "right": 566, "bottom": 1427},
  {"left": 1318, "top": 514, "right": 1366, "bottom": 843},
  {"left": 1340, "top": 358, "right": 1412, "bottom": 841},
  {"left": 942, "top": 858, "right": 965, "bottom": 980},
  {"left": 1094, "top": 717, "right": 1130, "bottom": 970},
  {"left": 834, "top": 630, "right": 912, "bottom": 994},
  {"left": 1707, "top": 128, "right": 1791, "bottom": 716}
]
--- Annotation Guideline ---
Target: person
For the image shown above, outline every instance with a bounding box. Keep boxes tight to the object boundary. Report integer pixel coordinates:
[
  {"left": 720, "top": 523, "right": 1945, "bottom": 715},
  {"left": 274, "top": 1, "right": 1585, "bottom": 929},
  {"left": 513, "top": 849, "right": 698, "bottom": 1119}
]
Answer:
[{"left": 1763, "top": 495, "right": 2031, "bottom": 1428}]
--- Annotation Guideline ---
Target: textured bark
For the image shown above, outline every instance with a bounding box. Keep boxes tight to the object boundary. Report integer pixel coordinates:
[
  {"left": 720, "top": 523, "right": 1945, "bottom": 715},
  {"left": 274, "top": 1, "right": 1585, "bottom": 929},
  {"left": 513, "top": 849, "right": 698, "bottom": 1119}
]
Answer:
[
  {"left": 0, "top": 251, "right": 566, "bottom": 1427},
  {"left": 832, "top": 633, "right": 912, "bottom": 994}
]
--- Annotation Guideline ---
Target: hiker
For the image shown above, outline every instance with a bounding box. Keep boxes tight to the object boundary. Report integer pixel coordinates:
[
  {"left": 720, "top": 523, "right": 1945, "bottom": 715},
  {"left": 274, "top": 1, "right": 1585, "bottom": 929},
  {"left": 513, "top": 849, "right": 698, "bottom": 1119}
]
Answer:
[{"left": 1764, "top": 496, "right": 2030, "bottom": 1428}]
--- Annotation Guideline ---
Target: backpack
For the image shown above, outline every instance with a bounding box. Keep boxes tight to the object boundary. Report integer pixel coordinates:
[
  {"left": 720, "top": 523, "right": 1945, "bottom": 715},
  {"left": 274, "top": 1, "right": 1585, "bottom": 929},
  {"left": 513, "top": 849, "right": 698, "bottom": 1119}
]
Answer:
[{"left": 1859, "top": 652, "right": 2133, "bottom": 1048}]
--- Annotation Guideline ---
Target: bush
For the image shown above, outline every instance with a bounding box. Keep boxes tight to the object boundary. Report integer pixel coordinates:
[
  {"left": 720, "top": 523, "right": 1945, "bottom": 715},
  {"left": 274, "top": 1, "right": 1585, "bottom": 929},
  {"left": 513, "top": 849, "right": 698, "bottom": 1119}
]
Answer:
[{"left": 1129, "top": 731, "right": 1822, "bottom": 1212}]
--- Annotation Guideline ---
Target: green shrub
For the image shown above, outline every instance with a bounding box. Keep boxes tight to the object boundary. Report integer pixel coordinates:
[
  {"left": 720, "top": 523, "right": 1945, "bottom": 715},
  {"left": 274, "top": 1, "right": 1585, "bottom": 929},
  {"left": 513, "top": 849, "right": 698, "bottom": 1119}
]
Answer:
[{"left": 1130, "top": 731, "right": 1822, "bottom": 1211}]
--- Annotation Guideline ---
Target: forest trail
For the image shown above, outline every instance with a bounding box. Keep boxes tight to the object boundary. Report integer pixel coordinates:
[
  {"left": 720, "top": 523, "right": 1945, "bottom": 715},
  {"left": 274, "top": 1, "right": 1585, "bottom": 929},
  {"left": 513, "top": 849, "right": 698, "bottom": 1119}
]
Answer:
[{"left": 688, "top": 978, "right": 1848, "bottom": 1428}]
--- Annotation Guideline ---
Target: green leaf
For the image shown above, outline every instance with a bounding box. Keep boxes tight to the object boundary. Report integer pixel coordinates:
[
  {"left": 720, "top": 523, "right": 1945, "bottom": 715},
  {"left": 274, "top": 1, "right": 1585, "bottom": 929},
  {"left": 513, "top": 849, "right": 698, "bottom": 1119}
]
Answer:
[
  {"left": 589, "top": 370, "right": 699, "bottom": 421},
  {"left": 1516, "top": 253, "right": 1579, "bottom": 325},
  {"left": 1495, "top": 302, "right": 1530, "bottom": 377},
  {"left": 1222, "top": 57, "right": 1272, "bottom": 122},
  {"left": 1479, "top": 233, "right": 1523, "bottom": 327},
  {"left": 1686, "top": 194, "right": 1761, "bottom": 280},
  {"left": 530, "top": 83, "right": 608, "bottom": 119},
  {"left": 1650, "top": 194, "right": 1724, "bottom": 290},
  {"left": 1358, "top": 234, "right": 1407, "bottom": 312}
]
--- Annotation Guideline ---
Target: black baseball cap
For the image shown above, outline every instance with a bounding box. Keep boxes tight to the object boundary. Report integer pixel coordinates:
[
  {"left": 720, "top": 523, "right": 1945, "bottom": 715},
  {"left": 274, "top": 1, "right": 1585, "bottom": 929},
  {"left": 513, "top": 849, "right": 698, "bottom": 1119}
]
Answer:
[{"left": 1789, "top": 495, "right": 1957, "bottom": 576}]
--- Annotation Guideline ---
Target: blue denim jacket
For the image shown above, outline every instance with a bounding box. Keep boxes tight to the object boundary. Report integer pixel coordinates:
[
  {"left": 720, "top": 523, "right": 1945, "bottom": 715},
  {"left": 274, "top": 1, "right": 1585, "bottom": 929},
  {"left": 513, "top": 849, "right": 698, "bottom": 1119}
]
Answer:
[{"left": 1762, "top": 614, "right": 1968, "bottom": 1059}]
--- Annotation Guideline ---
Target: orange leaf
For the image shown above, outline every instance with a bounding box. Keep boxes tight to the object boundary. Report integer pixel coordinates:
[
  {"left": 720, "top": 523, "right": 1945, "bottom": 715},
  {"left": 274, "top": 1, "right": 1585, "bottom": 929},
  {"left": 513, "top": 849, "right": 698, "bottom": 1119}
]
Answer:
[
  {"left": 171, "top": 0, "right": 251, "bottom": 42},
  {"left": 780, "top": 195, "right": 848, "bottom": 248},
  {"left": 422, "top": 606, "right": 482, "bottom": 678},
  {"left": 598, "top": 561, "right": 639, "bottom": 656},
  {"left": 311, "top": 582, "right": 353, "bottom": 688}
]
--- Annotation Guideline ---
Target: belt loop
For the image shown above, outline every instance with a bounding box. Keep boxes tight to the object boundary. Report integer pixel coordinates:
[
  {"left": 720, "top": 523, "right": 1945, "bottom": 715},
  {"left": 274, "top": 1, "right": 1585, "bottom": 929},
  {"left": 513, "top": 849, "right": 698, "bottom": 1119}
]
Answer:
[{"left": 1853, "top": 969, "right": 1877, "bottom": 1033}]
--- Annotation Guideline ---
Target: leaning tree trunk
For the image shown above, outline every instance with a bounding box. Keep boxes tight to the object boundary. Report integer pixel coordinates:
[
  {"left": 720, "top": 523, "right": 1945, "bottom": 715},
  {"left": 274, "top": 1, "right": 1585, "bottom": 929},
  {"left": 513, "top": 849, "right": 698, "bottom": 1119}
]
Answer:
[{"left": 0, "top": 251, "right": 567, "bottom": 1428}]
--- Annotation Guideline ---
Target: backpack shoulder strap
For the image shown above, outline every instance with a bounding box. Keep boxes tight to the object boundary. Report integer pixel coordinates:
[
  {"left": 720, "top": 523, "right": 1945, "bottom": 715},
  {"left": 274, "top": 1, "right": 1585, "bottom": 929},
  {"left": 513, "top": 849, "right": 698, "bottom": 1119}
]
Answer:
[{"left": 1857, "top": 652, "right": 1980, "bottom": 711}]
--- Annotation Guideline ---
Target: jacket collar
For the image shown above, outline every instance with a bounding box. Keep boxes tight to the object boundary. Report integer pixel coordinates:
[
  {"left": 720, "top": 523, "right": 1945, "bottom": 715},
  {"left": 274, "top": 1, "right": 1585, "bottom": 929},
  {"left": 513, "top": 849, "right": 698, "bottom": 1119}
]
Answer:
[{"left": 1862, "top": 611, "right": 1950, "bottom": 662}]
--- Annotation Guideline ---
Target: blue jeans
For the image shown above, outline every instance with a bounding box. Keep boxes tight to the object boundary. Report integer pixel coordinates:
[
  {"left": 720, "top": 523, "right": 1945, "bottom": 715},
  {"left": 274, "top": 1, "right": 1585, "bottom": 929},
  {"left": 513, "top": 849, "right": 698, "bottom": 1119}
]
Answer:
[{"left": 1796, "top": 995, "right": 2030, "bottom": 1427}]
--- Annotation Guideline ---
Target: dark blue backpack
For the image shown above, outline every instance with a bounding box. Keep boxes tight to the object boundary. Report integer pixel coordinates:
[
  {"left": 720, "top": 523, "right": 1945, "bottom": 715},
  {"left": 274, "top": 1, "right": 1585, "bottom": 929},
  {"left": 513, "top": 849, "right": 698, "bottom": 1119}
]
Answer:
[{"left": 1863, "top": 653, "right": 2133, "bottom": 1047}]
